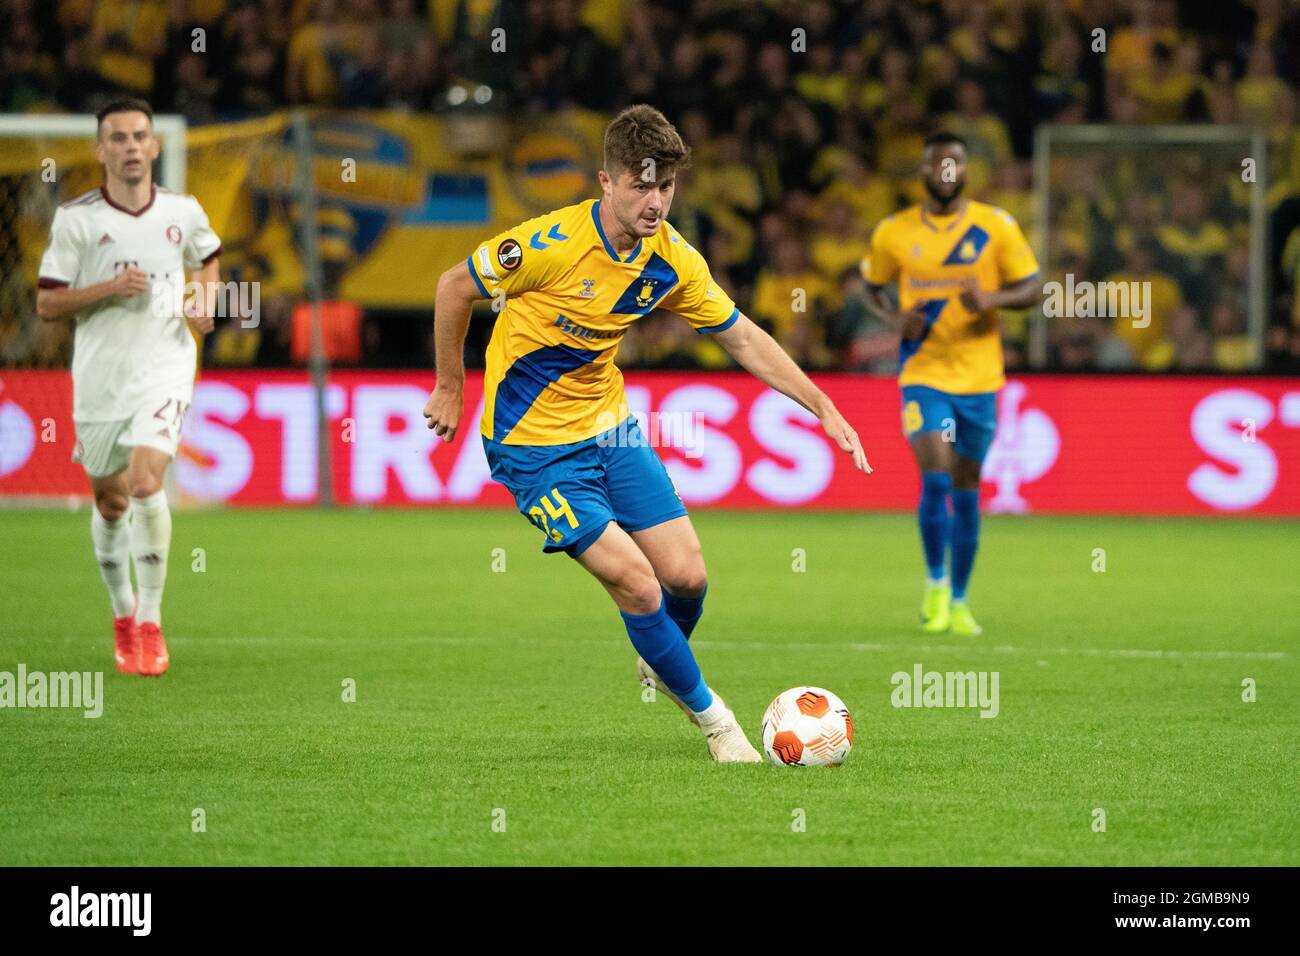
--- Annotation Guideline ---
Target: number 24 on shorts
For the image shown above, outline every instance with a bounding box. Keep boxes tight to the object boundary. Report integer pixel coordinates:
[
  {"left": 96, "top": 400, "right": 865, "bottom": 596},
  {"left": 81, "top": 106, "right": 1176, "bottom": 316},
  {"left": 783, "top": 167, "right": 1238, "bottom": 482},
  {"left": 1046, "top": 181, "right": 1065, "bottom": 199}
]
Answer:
[{"left": 528, "top": 488, "right": 579, "bottom": 543}]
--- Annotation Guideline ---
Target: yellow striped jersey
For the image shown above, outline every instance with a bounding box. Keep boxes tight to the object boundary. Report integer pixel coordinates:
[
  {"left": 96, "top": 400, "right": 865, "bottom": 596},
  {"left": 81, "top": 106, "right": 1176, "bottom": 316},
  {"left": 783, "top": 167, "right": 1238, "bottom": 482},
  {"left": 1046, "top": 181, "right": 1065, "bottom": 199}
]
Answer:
[
  {"left": 864, "top": 200, "right": 1039, "bottom": 394},
  {"left": 468, "top": 198, "right": 739, "bottom": 445}
]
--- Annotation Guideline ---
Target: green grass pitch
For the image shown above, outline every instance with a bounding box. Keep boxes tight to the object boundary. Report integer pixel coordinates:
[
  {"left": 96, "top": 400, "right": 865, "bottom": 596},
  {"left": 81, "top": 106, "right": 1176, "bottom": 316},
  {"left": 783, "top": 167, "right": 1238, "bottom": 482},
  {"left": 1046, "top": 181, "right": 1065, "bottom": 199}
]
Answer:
[{"left": 1, "top": 507, "right": 1296, "bottom": 866}]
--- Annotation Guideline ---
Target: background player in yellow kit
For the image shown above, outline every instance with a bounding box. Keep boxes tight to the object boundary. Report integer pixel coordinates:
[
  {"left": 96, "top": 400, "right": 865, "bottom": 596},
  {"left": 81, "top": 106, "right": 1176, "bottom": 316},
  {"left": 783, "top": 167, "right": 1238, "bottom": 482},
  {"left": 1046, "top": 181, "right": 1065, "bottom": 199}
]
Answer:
[
  {"left": 863, "top": 133, "right": 1041, "bottom": 636},
  {"left": 422, "top": 105, "right": 870, "bottom": 762}
]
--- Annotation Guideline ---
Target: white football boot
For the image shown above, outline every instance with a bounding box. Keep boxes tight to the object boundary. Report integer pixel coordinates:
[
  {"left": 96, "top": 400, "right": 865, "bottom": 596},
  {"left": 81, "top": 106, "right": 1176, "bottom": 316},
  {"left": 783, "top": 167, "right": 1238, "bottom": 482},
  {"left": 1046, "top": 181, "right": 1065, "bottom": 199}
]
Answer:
[
  {"left": 635, "top": 657, "right": 761, "bottom": 762},
  {"left": 699, "top": 697, "right": 763, "bottom": 763},
  {"left": 636, "top": 656, "right": 699, "bottom": 726}
]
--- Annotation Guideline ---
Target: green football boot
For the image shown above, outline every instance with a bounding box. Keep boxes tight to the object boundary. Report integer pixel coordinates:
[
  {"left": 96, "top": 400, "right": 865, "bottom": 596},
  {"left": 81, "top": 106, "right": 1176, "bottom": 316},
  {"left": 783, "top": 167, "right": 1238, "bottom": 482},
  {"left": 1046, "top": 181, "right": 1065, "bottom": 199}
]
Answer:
[
  {"left": 949, "top": 600, "right": 984, "bottom": 637},
  {"left": 921, "top": 583, "right": 951, "bottom": 634}
]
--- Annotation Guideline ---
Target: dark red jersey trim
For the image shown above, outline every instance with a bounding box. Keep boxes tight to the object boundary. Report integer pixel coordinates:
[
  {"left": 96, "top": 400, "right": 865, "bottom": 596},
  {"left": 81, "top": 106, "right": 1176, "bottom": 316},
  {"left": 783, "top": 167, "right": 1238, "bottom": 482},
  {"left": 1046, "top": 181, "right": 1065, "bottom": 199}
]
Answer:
[{"left": 100, "top": 184, "right": 156, "bottom": 217}]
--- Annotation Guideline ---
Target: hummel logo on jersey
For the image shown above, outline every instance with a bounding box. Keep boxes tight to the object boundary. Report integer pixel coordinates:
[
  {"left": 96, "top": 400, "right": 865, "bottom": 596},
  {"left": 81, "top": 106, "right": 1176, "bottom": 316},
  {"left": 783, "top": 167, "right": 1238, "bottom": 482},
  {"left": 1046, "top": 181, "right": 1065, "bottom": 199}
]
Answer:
[{"left": 98, "top": 233, "right": 114, "bottom": 246}]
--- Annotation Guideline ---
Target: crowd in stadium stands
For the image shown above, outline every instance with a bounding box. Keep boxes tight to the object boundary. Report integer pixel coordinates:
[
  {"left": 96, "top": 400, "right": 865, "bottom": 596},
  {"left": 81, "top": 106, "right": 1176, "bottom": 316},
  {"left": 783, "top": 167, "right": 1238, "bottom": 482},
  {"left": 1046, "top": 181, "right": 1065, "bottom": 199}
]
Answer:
[{"left": 3, "top": 0, "right": 1299, "bottom": 373}]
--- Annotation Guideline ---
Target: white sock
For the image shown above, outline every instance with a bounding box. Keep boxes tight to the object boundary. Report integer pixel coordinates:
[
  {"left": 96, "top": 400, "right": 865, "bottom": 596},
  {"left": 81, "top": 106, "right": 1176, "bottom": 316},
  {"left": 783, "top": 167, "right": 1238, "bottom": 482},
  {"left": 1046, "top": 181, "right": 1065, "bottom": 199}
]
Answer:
[
  {"left": 927, "top": 575, "right": 950, "bottom": 588},
  {"left": 129, "top": 490, "right": 171, "bottom": 625},
  {"left": 693, "top": 693, "right": 728, "bottom": 728},
  {"left": 91, "top": 507, "right": 135, "bottom": 617}
]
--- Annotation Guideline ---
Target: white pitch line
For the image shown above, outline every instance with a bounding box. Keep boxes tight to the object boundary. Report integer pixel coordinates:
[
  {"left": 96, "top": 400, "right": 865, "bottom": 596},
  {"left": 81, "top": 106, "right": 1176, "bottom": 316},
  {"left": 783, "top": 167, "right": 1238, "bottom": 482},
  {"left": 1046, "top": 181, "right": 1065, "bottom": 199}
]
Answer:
[
  {"left": 214, "top": 634, "right": 1287, "bottom": 661},
  {"left": 689, "top": 640, "right": 1287, "bottom": 661}
]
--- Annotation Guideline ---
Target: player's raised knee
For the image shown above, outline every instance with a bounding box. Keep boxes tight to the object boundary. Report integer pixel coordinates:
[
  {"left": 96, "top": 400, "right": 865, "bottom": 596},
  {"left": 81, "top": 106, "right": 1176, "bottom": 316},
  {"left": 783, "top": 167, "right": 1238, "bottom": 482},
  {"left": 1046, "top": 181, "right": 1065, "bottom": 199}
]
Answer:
[
  {"left": 128, "top": 475, "right": 163, "bottom": 499},
  {"left": 662, "top": 563, "right": 708, "bottom": 599},
  {"left": 612, "top": 564, "right": 663, "bottom": 616},
  {"left": 96, "top": 493, "right": 129, "bottom": 522}
]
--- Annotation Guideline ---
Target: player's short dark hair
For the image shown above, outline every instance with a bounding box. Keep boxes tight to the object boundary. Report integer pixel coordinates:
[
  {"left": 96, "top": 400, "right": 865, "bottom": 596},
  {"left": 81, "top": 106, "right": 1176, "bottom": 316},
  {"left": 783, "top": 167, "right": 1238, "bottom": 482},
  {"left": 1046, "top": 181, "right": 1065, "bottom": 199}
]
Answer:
[
  {"left": 603, "top": 104, "right": 691, "bottom": 179},
  {"left": 923, "top": 131, "right": 967, "bottom": 152},
  {"left": 95, "top": 98, "right": 154, "bottom": 135}
]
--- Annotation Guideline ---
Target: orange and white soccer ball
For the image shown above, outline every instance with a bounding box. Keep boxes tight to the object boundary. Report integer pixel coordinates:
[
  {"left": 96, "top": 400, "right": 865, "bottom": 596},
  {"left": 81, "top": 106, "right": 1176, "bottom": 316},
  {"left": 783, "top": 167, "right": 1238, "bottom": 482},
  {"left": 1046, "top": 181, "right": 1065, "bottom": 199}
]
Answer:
[{"left": 761, "top": 687, "right": 854, "bottom": 767}]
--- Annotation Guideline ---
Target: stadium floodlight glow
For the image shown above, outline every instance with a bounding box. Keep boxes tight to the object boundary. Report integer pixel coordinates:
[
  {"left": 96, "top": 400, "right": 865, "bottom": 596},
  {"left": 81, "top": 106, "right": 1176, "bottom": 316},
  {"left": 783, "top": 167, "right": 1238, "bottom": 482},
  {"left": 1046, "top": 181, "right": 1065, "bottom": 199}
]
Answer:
[
  {"left": 447, "top": 86, "right": 468, "bottom": 106},
  {"left": 473, "top": 85, "right": 493, "bottom": 105}
]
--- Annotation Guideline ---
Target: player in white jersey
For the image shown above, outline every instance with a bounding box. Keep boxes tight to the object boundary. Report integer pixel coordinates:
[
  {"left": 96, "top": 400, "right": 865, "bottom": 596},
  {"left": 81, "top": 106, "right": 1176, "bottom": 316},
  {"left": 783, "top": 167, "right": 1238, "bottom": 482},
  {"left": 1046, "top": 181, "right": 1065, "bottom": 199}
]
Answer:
[{"left": 36, "top": 98, "right": 222, "bottom": 677}]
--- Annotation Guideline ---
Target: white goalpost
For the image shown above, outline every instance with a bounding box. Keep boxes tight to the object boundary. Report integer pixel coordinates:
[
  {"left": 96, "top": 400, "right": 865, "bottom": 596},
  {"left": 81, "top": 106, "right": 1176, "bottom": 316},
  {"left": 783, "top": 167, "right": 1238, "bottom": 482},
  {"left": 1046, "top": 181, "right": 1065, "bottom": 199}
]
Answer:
[{"left": 0, "top": 113, "right": 188, "bottom": 190}]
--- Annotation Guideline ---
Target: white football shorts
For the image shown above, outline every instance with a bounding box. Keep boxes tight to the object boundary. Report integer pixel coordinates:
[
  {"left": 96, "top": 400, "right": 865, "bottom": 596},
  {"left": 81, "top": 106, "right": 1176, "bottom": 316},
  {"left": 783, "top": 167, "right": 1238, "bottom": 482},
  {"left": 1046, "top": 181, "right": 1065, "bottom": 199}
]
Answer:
[{"left": 73, "top": 396, "right": 190, "bottom": 478}]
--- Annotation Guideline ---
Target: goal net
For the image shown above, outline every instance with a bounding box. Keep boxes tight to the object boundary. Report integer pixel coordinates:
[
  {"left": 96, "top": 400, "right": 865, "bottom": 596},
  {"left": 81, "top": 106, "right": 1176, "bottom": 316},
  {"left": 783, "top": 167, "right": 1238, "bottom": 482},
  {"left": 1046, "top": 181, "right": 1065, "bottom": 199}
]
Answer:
[{"left": 1031, "top": 124, "right": 1268, "bottom": 370}]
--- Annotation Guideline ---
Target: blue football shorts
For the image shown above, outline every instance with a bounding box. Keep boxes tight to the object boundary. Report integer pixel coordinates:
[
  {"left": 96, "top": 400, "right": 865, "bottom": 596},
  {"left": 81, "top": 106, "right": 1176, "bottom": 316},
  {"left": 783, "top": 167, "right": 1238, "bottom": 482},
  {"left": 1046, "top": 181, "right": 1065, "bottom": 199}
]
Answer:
[
  {"left": 900, "top": 384, "right": 998, "bottom": 464},
  {"left": 482, "top": 415, "right": 689, "bottom": 557}
]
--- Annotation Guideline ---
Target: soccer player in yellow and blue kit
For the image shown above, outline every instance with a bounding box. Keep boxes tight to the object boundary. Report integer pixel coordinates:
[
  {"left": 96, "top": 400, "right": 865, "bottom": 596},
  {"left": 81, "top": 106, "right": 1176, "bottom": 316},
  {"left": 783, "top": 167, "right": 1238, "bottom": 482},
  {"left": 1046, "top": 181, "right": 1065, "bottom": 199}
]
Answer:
[
  {"left": 863, "top": 133, "right": 1041, "bottom": 637},
  {"left": 422, "top": 105, "right": 870, "bottom": 762}
]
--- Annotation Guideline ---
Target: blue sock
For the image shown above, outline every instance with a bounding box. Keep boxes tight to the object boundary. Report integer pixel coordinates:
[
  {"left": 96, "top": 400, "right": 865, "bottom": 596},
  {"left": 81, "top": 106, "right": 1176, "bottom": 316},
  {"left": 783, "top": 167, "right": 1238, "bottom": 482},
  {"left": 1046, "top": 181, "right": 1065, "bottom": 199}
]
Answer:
[
  {"left": 661, "top": 583, "right": 706, "bottom": 640},
  {"left": 918, "top": 471, "right": 952, "bottom": 581},
  {"left": 621, "top": 600, "right": 713, "bottom": 711},
  {"left": 951, "top": 488, "right": 981, "bottom": 601}
]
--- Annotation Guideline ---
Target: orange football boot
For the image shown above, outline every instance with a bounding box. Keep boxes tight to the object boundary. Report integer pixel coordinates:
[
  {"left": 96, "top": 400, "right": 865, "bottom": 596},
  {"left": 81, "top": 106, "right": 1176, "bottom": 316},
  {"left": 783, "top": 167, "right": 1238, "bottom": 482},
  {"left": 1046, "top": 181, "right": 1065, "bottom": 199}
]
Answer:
[
  {"left": 113, "top": 613, "right": 139, "bottom": 674},
  {"left": 137, "top": 622, "right": 170, "bottom": 676}
]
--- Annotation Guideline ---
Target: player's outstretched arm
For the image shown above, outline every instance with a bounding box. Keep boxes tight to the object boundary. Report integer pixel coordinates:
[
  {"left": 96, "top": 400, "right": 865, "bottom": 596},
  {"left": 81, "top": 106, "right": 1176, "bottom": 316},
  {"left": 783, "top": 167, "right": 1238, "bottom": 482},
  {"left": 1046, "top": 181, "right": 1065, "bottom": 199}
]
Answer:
[
  {"left": 423, "top": 259, "right": 486, "bottom": 442},
  {"left": 36, "top": 269, "right": 150, "bottom": 321},
  {"left": 713, "top": 313, "right": 871, "bottom": 474}
]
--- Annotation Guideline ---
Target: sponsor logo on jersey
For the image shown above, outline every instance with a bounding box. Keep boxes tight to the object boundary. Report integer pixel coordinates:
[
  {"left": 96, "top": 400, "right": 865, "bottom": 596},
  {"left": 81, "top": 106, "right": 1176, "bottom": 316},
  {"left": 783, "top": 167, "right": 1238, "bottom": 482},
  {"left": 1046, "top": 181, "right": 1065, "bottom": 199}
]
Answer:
[
  {"left": 553, "top": 313, "right": 620, "bottom": 340},
  {"left": 98, "top": 233, "right": 114, "bottom": 246},
  {"left": 497, "top": 238, "right": 522, "bottom": 272}
]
